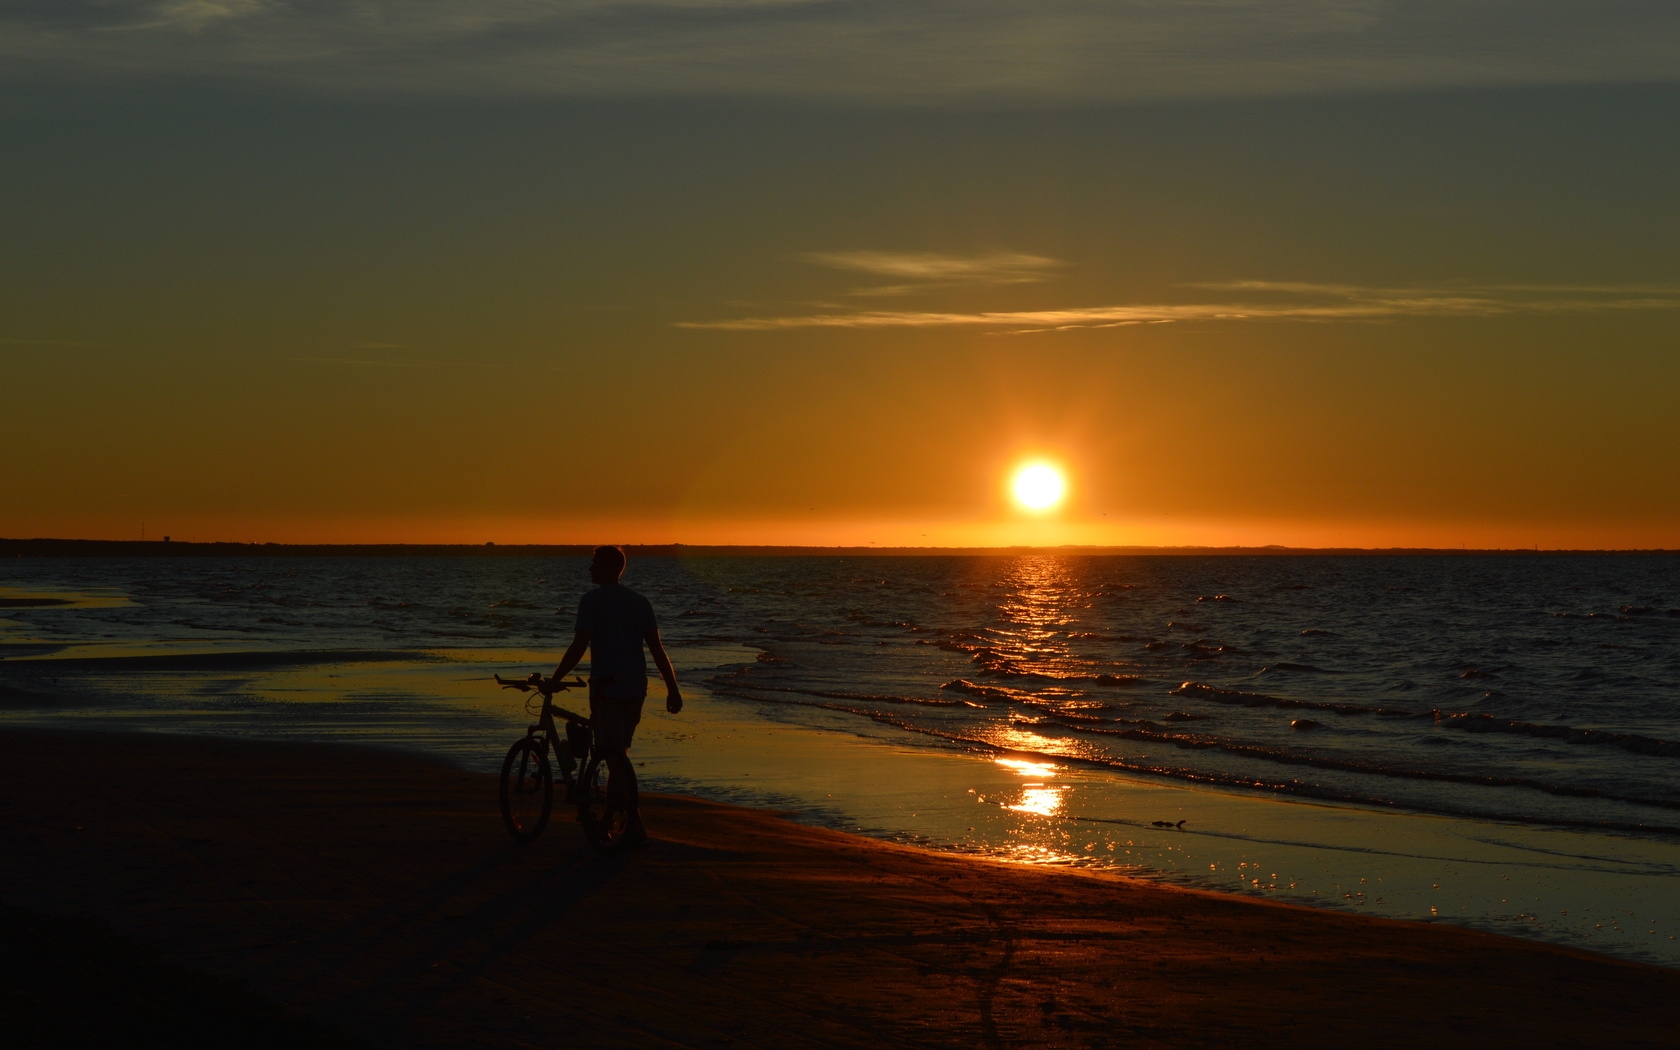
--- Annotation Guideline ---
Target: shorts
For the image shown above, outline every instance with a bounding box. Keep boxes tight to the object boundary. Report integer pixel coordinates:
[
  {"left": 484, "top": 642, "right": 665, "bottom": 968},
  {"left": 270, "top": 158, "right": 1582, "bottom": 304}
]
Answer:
[{"left": 588, "top": 694, "right": 646, "bottom": 752}]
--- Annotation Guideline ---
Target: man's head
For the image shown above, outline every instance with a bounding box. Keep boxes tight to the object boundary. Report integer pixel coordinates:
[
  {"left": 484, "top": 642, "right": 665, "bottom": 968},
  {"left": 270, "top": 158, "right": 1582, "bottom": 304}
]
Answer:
[{"left": 590, "top": 545, "right": 627, "bottom": 585}]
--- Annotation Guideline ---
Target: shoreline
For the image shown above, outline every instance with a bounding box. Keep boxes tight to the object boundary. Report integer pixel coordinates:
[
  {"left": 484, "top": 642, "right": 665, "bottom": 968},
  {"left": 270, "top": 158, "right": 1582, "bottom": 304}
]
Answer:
[
  {"left": 5, "top": 639, "right": 1679, "bottom": 968},
  {"left": 4, "top": 726, "right": 1678, "bottom": 1048},
  {"left": 5, "top": 629, "right": 1678, "bottom": 967}
]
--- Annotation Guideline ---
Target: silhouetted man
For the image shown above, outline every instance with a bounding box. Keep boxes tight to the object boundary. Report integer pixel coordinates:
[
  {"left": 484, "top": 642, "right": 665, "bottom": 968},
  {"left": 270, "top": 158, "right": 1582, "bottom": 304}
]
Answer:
[{"left": 548, "top": 545, "right": 682, "bottom": 847}]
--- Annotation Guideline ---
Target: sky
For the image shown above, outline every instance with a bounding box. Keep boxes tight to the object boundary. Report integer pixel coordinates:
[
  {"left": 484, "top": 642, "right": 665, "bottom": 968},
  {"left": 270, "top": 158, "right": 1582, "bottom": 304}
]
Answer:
[{"left": 3, "top": 1, "right": 1678, "bottom": 548}]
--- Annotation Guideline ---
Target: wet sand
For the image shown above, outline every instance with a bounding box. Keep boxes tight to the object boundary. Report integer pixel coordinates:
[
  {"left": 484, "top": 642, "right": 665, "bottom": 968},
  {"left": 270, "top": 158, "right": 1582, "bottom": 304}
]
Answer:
[{"left": 2, "top": 728, "right": 1677, "bottom": 1049}]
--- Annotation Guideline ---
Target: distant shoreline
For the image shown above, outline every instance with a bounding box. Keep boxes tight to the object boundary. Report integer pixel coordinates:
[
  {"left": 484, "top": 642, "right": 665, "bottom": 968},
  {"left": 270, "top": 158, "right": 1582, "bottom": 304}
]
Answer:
[{"left": 3, "top": 537, "right": 1676, "bottom": 558}]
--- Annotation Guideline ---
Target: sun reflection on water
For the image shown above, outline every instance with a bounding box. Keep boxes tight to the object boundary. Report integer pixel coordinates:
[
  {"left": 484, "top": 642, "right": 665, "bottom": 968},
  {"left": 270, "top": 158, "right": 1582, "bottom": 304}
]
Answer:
[
  {"left": 993, "top": 755, "right": 1068, "bottom": 816},
  {"left": 983, "top": 725, "right": 1090, "bottom": 761},
  {"left": 1001, "top": 843, "right": 1085, "bottom": 865},
  {"left": 1005, "top": 785, "right": 1067, "bottom": 816},
  {"left": 995, "top": 756, "right": 1058, "bottom": 778}
]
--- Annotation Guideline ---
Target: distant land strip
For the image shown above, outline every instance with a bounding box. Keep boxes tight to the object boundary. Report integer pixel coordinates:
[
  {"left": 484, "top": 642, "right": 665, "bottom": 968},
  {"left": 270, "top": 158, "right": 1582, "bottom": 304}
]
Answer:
[{"left": 3, "top": 538, "right": 1676, "bottom": 558}]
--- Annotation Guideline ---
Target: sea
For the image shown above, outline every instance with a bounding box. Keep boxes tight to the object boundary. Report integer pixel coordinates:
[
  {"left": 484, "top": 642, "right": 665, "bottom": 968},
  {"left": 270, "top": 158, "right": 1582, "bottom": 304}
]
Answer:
[{"left": 4, "top": 554, "right": 1678, "bottom": 966}]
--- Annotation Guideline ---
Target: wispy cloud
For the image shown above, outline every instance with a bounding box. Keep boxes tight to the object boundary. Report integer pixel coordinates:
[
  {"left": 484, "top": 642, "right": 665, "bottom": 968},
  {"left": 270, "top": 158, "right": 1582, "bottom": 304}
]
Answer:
[
  {"left": 151, "top": 0, "right": 263, "bottom": 30},
  {"left": 676, "top": 281, "right": 1680, "bottom": 332},
  {"left": 803, "top": 250, "right": 1062, "bottom": 282},
  {"left": 4, "top": 2, "right": 1678, "bottom": 103},
  {"left": 800, "top": 250, "right": 1064, "bottom": 296}
]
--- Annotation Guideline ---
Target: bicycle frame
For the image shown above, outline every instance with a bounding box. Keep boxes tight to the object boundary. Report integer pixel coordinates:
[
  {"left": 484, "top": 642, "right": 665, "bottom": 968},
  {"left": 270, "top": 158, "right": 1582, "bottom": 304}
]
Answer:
[
  {"left": 522, "top": 681, "right": 594, "bottom": 804},
  {"left": 496, "top": 672, "right": 628, "bottom": 848}
]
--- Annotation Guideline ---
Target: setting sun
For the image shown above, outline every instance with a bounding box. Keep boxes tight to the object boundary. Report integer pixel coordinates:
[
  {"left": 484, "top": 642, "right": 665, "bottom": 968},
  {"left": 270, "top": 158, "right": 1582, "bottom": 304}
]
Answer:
[{"left": 1011, "top": 464, "right": 1066, "bottom": 512}]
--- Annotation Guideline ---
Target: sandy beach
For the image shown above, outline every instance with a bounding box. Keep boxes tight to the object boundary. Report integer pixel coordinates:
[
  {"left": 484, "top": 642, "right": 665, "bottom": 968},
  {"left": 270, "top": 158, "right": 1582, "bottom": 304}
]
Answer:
[{"left": 2, "top": 727, "right": 1677, "bottom": 1048}]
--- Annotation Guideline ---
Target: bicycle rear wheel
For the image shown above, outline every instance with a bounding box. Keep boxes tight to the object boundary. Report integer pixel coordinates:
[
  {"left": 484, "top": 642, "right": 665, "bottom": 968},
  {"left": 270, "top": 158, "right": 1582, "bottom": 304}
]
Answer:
[
  {"left": 576, "top": 759, "right": 630, "bottom": 854},
  {"left": 500, "top": 737, "right": 552, "bottom": 842}
]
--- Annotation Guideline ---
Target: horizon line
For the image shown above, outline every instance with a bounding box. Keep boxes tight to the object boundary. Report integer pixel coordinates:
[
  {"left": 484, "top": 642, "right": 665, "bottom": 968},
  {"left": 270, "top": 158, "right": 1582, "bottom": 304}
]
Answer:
[{"left": 4, "top": 538, "right": 1676, "bottom": 557}]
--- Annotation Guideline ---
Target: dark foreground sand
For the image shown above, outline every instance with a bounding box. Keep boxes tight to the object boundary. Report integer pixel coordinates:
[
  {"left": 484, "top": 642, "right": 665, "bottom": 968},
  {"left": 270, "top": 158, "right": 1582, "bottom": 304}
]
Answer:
[{"left": 3, "top": 728, "right": 1677, "bottom": 1049}]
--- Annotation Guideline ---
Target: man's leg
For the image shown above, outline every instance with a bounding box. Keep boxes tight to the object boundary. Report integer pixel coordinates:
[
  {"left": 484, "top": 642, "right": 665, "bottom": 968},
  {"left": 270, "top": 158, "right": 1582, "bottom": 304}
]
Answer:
[
  {"left": 593, "top": 695, "right": 648, "bottom": 845},
  {"left": 603, "top": 746, "right": 647, "bottom": 845},
  {"left": 603, "top": 745, "right": 638, "bottom": 809}
]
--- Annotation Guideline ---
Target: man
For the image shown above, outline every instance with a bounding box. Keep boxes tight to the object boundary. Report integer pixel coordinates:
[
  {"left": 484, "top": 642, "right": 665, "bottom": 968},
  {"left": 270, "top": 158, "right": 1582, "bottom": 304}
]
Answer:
[{"left": 548, "top": 545, "right": 682, "bottom": 848}]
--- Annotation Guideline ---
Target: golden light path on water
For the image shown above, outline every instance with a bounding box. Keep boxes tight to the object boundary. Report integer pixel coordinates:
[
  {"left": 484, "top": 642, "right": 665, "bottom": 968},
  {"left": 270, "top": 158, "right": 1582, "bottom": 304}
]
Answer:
[
  {"left": 995, "top": 757, "right": 1068, "bottom": 816},
  {"left": 996, "top": 757, "right": 1058, "bottom": 779},
  {"left": 1004, "top": 787, "right": 1067, "bottom": 817}
]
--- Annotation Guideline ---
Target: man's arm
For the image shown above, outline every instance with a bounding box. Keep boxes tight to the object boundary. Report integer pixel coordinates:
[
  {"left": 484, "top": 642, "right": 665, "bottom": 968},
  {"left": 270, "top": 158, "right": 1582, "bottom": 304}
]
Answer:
[
  {"left": 549, "top": 631, "right": 590, "bottom": 688},
  {"left": 645, "top": 628, "right": 683, "bottom": 714}
]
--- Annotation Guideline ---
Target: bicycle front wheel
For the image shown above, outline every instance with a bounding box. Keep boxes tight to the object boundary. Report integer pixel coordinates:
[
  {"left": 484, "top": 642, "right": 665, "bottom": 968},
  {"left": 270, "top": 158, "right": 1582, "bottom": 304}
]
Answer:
[
  {"left": 500, "top": 737, "right": 552, "bottom": 843},
  {"left": 576, "top": 760, "right": 630, "bottom": 854}
]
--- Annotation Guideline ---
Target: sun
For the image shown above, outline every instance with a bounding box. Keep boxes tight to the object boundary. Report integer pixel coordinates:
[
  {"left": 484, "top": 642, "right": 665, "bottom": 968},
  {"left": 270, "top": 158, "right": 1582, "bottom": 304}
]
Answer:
[{"left": 1012, "top": 463, "right": 1066, "bottom": 511}]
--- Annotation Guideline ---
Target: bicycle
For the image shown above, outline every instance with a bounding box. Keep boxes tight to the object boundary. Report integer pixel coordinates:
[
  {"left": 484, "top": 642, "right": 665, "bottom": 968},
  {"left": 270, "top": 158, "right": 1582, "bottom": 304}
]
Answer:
[{"left": 494, "top": 672, "right": 634, "bottom": 852}]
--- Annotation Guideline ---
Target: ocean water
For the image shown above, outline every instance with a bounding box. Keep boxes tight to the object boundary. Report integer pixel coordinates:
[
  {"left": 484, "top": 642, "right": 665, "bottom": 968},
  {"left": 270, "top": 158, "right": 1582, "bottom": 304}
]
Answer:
[{"left": 4, "top": 554, "right": 1679, "bottom": 964}]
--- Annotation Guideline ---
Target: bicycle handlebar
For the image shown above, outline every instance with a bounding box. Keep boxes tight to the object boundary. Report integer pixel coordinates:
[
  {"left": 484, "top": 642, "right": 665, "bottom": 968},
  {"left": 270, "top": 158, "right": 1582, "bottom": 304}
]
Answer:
[
  {"left": 494, "top": 672, "right": 586, "bottom": 696},
  {"left": 494, "top": 672, "right": 591, "bottom": 725}
]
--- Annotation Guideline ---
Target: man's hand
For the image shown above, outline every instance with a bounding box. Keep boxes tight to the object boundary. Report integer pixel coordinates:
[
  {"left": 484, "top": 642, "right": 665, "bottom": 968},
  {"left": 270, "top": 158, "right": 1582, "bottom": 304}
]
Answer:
[{"left": 666, "top": 689, "right": 684, "bottom": 715}]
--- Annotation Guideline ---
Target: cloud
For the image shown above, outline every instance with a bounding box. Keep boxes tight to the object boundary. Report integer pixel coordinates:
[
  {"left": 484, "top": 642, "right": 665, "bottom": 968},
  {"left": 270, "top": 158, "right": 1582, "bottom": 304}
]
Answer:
[
  {"left": 148, "top": 1, "right": 264, "bottom": 30},
  {"left": 3, "top": 2, "right": 1678, "bottom": 103},
  {"left": 800, "top": 250, "right": 1064, "bottom": 296},
  {"left": 675, "top": 281, "right": 1680, "bottom": 332},
  {"left": 803, "top": 250, "right": 1062, "bottom": 281}
]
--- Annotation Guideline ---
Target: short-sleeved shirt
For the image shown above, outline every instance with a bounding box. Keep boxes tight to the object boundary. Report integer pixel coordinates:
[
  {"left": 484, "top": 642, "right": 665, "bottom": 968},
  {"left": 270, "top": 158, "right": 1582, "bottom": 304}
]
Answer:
[{"left": 574, "top": 583, "right": 658, "bottom": 700}]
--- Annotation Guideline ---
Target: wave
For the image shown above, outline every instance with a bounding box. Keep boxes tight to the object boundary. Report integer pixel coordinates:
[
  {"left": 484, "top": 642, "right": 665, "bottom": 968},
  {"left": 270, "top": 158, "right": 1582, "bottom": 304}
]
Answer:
[
  {"left": 710, "top": 675, "right": 981, "bottom": 709},
  {"left": 1174, "top": 681, "right": 1680, "bottom": 761},
  {"left": 1033, "top": 717, "right": 1680, "bottom": 809},
  {"left": 1172, "top": 681, "right": 1397, "bottom": 716},
  {"left": 922, "top": 623, "right": 1171, "bottom": 687},
  {"left": 989, "top": 668, "right": 1152, "bottom": 688},
  {"left": 939, "top": 679, "right": 1009, "bottom": 703},
  {"left": 1432, "top": 711, "right": 1680, "bottom": 758},
  {"left": 720, "top": 657, "right": 1680, "bottom": 813},
  {"left": 937, "top": 681, "right": 1143, "bottom": 720},
  {"left": 709, "top": 682, "right": 1680, "bottom": 837},
  {"left": 940, "top": 672, "right": 1149, "bottom": 703}
]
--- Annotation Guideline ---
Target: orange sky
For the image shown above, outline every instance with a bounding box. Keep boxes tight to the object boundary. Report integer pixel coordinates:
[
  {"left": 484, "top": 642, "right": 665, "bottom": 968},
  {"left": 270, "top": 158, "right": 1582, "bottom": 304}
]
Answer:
[
  {"left": 10, "top": 311, "right": 1677, "bottom": 549},
  {"left": 3, "top": 15, "right": 1678, "bottom": 550}
]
